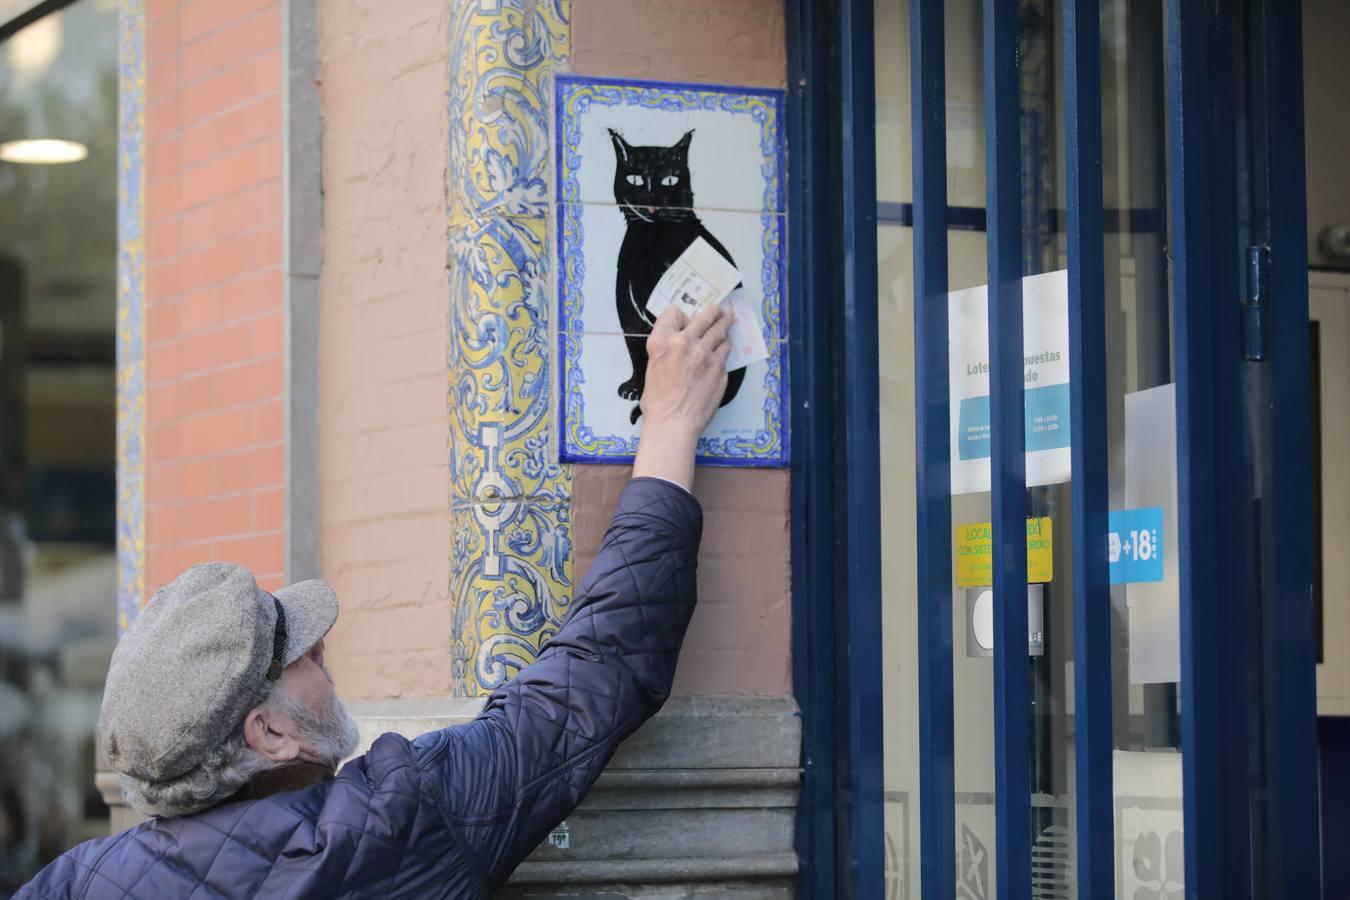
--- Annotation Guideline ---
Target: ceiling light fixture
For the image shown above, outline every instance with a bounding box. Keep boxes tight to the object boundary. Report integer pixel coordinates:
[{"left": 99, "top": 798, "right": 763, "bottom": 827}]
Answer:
[{"left": 0, "top": 139, "right": 89, "bottom": 165}]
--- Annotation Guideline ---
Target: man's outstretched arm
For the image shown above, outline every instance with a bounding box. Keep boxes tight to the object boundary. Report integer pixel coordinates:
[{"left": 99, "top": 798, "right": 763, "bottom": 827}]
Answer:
[{"left": 412, "top": 304, "right": 733, "bottom": 889}]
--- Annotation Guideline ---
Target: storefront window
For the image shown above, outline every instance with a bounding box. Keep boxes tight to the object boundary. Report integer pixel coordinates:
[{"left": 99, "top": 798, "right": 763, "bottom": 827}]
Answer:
[
  {"left": 876, "top": 0, "right": 1002, "bottom": 893},
  {"left": 875, "top": 0, "right": 1181, "bottom": 894},
  {"left": 0, "top": 1, "right": 119, "bottom": 891}
]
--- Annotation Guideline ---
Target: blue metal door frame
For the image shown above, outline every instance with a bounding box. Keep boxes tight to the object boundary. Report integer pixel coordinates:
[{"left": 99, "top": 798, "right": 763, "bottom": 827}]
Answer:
[
  {"left": 786, "top": 0, "right": 883, "bottom": 895},
  {"left": 1165, "top": 0, "right": 1257, "bottom": 894},
  {"left": 785, "top": 0, "right": 841, "bottom": 894},
  {"left": 981, "top": 2, "right": 1033, "bottom": 895},
  {"left": 786, "top": 0, "right": 1322, "bottom": 896},
  {"left": 1062, "top": 0, "right": 1113, "bottom": 894},
  {"left": 909, "top": 0, "right": 956, "bottom": 895},
  {"left": 1244, "top": 0, "right": 1322, "bottom": 893}
]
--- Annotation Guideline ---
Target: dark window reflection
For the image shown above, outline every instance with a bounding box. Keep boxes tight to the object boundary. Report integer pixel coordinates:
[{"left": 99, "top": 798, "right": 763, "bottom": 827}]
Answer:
[{"left": 0, "top": 1, "right": 118, "bottom": 893}]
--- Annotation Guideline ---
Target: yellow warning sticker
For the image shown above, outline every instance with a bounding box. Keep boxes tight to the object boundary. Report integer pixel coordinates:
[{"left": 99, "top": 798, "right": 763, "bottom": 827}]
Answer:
[{"left": 955, "top": 518, "right": 1053, "bottom": 587}]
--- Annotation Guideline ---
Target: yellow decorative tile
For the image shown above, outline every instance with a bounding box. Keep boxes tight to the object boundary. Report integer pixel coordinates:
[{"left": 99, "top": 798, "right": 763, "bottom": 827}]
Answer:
[
  {"left": 448, "top": 0, "right": 572, "bottom": 695},
  {"left": 450, "top": 500, "right": 573, "bottom": 697},
  {"left": 448, "top": 0, "right": 571, "bottom": 226},
  {"left": 447, "top": 216, "right": 567, "bottom": 505}
]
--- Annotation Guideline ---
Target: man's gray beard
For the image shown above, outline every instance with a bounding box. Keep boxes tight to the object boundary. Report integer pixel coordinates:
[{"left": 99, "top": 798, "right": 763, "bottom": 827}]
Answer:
[{"left": 273, "top": 667, "right": 360, "bottom": 768}]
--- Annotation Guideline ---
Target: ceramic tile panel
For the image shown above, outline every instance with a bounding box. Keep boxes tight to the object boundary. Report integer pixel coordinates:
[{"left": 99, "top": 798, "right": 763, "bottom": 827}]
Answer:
[
  {"left": 450, "top": 500, "right": 574, "bottom": 697},
  {"left": 448, "top": 0, "right": 570, "bottom": 224},
  {"left": 448, "top": 0, "right": 574, "bottom": 696},
  {"left": 448, "top": 501, "right": 478, "bottom": 692},
  {"left": 447, "top": 216, "right": 569, "bottom": 505},
  {"left": 561, "top": 331, "right": 787, "bottom": 466},
  {"left": 117, "top": 0, "right": 146, "bottom": 631},
  {"left": 555, "top": 76, "right": 787, "bottom": 468},
  {"left": 559, "top": 203, "right": 785, "bottom": 338},
  {"left": 555, "top": 76, "right": 784, "bottom": 214}
]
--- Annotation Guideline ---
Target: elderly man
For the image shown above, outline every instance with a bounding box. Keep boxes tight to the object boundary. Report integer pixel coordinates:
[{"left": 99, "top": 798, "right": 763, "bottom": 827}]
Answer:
[{"left": 19, "top": 304, "right": 734, "bottom": 899}]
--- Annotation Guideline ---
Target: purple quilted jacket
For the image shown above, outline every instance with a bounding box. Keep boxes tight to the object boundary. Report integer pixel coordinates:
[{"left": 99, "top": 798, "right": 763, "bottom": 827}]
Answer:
[{"left": 19, "top": 479, "right": 701, "bottom": 899}]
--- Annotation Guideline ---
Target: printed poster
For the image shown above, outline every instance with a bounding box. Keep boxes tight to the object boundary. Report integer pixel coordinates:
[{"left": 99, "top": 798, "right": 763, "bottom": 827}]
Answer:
[{"left": 949, "top": 270, "right": 1071, "bottom": 495}]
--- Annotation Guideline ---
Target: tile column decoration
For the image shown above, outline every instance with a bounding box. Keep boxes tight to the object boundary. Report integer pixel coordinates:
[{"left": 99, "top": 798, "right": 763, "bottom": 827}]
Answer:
[
  {"left": 447, "top": 0, "right": 574, "bottom": 696},
  {"left": 116, "top": 0, "right": 146, "bottom": 632}
]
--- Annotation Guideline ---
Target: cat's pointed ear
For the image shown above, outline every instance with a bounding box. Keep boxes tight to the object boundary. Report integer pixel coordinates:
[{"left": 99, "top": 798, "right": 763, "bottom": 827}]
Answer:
[
  {"left": 609, "top": 129, "right": 631, "bottom": 163},
  {"left": 674, "top": 130, "right": 695, "bottom": 155}
]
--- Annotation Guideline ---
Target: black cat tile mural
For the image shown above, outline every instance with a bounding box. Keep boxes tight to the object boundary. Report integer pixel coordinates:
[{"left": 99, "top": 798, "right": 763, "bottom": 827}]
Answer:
[
  {"left": 556, "top": 75, "right": 786, "bottom": 467},
  {"left": 607, "top": 128, "right": 747, "bottom": 425}
]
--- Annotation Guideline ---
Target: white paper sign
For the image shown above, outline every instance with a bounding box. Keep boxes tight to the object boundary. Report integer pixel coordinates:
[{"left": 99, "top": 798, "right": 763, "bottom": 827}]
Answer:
[
  {"left": 1125, "top": 383, "right": 1181, "bottom": 685},
  {"left": 948, "top": 270, "right": 1072, "bottom": 495},
  {"left": 546, "top": 821, "right": 570, "bottom": 850}
]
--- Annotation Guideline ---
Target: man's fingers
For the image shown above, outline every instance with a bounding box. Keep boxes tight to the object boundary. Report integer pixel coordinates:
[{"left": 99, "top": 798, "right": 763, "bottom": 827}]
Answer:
[
  {"left": 686, "top": 303, "right": 728, "bottom": 338},
  {"left": 702, "top": 310, "right": 734, "bottom": 348},
  {"left": 654, "top": 305, "right": 689, "bottom": 333}
]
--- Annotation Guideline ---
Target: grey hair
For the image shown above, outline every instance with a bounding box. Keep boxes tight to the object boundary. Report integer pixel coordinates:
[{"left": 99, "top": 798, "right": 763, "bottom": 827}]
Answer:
[{"left": 119, "top": 681, "right": 279, "bottom": 819}]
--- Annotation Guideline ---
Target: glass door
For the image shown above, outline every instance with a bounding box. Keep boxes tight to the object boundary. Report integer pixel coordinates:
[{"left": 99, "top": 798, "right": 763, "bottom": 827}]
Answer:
[{"left": 848, "top": 0, "right": 1321, "bottom": 896}]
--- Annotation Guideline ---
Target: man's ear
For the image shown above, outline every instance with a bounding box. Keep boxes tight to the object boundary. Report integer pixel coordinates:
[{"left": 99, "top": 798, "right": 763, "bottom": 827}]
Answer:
[{"left": 242, "top": 705, "right": 301, "bottom": 763}]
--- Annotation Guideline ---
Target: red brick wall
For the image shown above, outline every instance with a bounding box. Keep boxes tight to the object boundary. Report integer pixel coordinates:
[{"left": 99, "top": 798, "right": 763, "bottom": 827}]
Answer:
[{"left": 144, "top": 0, "right": 286, "bottom": 597}]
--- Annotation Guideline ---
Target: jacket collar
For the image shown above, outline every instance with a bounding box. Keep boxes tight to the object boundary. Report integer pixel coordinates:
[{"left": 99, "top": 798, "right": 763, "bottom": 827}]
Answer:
[{"left": 230, "top": 760, "right": 335, "bottom": 803}]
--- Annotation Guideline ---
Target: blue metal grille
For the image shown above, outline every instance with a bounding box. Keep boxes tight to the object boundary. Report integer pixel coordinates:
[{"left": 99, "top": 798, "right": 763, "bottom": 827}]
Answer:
[
  {"left": 1063, "top": 0, "right": 1113, "bottom": 895},
  {"left": 910, "top": 0, "right": 956, "bottom": 896},
  {"left": 983, "top": 0, "right": 1033, "bottom": 896}
]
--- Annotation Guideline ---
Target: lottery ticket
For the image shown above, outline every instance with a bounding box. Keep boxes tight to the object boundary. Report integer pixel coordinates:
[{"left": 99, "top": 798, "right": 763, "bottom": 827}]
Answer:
[
  {"left": 646, "top": 237, "right": 743, "bottom": 318},
  {"left": 723, "top": 288, "right": 770, "bottom": 370},
  {"left": 645, "top": 237, "right": 768, "bottom": 371}
]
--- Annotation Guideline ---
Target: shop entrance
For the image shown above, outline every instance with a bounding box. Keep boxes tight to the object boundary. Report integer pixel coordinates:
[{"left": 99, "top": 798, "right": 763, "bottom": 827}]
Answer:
[{"left": 789, "top": 0, "right": 1329, "bottom": 895}]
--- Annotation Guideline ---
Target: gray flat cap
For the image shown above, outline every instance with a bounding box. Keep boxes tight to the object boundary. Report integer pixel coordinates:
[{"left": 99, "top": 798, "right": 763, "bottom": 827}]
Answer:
[{"left": 98, "top": 562, "right": 339, "bottom": 784}]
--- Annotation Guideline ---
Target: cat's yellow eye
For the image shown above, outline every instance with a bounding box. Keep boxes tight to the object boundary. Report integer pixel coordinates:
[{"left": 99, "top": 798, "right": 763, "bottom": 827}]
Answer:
[
  {"left": 626, "top": 174, "right": 643, "bottom": 187},
  {"left": 660, "top": 175, "right": 679, "bottom": 187}
]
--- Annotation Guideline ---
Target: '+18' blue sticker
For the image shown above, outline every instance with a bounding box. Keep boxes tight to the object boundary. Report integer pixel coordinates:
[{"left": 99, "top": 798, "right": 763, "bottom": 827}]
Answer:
[{"left": 1107, "top": 507, "right": 1165, "bottom": 584}]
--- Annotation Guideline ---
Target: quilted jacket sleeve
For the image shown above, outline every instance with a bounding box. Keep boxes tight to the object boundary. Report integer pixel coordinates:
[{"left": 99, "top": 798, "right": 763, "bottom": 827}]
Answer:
[{"left": 413, "top": 477, "right": 702, "bottom": 890}]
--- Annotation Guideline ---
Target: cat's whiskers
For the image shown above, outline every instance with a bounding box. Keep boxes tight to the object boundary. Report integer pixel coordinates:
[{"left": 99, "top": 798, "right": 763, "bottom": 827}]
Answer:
[{"left": 620, "top": 201, "right": 654, "bottom": 222}]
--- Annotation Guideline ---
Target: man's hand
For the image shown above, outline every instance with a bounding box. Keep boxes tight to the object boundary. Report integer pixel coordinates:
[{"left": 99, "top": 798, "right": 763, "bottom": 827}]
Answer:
[{"left": 632, "top": 304, "right": 733, "bottom": 490}]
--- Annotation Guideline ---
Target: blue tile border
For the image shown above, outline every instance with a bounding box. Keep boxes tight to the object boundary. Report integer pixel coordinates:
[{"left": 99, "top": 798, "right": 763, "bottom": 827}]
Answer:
[
  {"left": 558, "top": 332, "right": 788, "bottom": 467},
  {"left": 554, "top": 76, "right": 788, "bottom": 467}
]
